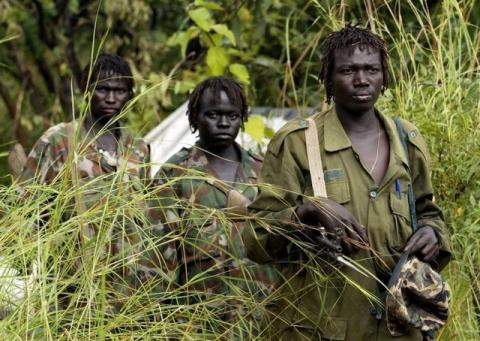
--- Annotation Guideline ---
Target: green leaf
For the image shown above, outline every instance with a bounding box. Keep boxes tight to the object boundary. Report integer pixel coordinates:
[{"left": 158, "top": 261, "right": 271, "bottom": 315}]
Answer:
[
  {"left": 188, "top": 7, "right": 214, "bottom": 31},
  {"left": 202, "top": 33, "right": 223, "bottom": 48},
  {"left": 167, "top": 27, "right": 200, "bottom": 56},
  {"left": 229, "top": 64, "right": 250, "bottom": 85},
  {"left": 211, "top": 24, "right": 236, "bottom": 46},
  {"left": 265, "top": 127, "right": 275, "bottom": 139},
  {"left": 194, "top": 0, "right": 223, "bottom": 10},
  {"left": 174, "top": 80, "right": 197, "bottom": 94},
  {"left": 227, "top": 48, "right": 252, "bottom": 59},
  {"left": 206, "top": 46, "right": 229, "bottom": 75},
  {"left": 237, "top": 7, "right": 253, "bottom": 22},
  {"left": 244, "top": 115, "right": 266, "bottom": 144}
]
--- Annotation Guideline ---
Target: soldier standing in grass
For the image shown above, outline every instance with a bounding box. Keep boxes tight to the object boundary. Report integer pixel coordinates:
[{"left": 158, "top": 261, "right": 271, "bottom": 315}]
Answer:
[
  {"left": 152, "top": 76, "right": 277, "bottom": 334},
  {"left": 18, "top": 53, "right": 160, "bottom": 310},
  {"left": 242, "top": 25, "right": 451, "bottom": 340}
]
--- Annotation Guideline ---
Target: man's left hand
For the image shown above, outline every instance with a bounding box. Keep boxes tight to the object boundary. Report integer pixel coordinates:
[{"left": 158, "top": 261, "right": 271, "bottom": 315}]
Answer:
[{"left": 404, "top": 225, "right": 439, "bottom": 262}]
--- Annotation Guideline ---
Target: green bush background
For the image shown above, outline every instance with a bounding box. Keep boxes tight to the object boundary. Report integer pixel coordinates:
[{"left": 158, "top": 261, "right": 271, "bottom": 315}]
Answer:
[{"left": 0, "top": 0, "right": 479, "bottom": 339}]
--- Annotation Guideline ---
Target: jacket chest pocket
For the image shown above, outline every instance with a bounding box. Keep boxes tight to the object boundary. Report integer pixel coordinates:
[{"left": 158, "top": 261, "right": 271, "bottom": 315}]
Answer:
[
  {"left": 326, "top": 179, "right": 350, "bottom": 204},
  {"left": 304, "top": 169, "right": 350, "bottom": 204},
  {"left": 389, "top": 191, "right": 413, "bottom": 250},
  {"left": 325, "top": 168, "right": 350, "bottom": 204}
]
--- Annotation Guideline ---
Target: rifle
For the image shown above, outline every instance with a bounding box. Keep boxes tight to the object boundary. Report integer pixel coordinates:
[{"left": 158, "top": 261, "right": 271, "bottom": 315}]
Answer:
[{"left": 313, "top": 226, "right": 369, "bottom": 277}]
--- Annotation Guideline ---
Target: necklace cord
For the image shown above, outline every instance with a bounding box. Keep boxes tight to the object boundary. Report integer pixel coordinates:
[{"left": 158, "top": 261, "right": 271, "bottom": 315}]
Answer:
[{"left": 369, "top": 118, "right": 381, "bottom": 174}]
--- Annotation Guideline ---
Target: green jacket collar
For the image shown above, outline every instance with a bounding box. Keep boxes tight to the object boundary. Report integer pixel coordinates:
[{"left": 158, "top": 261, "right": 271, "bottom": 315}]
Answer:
[
  {"left": 324, "top": 109, "right": 352, "bottom": 152},
  {"left": 187, "top": 142, "right": 257, "bottom": 183},
  {"left": 380, "top": 112, "right": 410, "bottom": 168},
  {"left": 323, "top": 109, "right": 409, "bottom": 167}
]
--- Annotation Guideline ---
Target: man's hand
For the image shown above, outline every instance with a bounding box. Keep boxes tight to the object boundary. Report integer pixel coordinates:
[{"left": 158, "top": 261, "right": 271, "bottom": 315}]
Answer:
[
  {"left": 404, "top": 225, "right": 439, "bottom": 263},
  {"left": 295, "top": 198, "right": 368, "bottom": 254}
]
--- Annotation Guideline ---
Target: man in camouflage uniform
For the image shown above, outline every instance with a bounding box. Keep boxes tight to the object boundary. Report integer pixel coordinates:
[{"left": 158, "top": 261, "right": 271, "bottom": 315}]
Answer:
[
  {"left": 152, "top": 77, "right": 277, "bottom": 332},
  {"left": 18, "top": 53, "right": 162, "bottom": 309},
  {"left": 243, "top": 26, "right": 451, "bottom": 340}
]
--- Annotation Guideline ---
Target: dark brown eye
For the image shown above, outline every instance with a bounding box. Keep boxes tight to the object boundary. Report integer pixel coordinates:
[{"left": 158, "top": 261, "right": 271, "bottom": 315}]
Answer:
[
  {"left": 229, "top": 113, "right": 239, "bottom": 120},
  {"left": 206, "top": 111, "right": 217, "bottom": 119}
]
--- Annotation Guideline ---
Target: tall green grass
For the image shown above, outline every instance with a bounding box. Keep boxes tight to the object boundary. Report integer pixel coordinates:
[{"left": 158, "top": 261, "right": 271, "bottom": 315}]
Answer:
[
  {"left": 1, "top": 0, "right": 479, "bottom": 339},
  {"left": 375, "top": 1, "right": 480, "bottom": 338}
]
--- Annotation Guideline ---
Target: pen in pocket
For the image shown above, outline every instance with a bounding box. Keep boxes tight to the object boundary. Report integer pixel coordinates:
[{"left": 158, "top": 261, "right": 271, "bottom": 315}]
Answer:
[{"left": 395, "top": 179, "right": 402, "bottom": 199}]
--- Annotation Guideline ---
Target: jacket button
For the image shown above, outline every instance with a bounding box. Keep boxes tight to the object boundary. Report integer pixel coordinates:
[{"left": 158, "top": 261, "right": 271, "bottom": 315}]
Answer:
[{"left": 369, "top": 190, "right": 377, "bottom": 198}]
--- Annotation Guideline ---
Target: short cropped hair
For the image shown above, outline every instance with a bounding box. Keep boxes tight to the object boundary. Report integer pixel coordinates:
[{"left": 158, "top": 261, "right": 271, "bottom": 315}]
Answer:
[
  {"left": 187, "top": 76, "right": 248, "bottom": 132},
  {"left": 320, "top": 24, "right": 389, "bottom": 104},
  {"left": 80, "top": 53, "right": 134, "bottom": 94}
]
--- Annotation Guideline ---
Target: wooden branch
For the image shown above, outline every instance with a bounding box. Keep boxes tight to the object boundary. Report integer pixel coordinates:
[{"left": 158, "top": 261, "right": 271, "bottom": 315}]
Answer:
[
  {"left": 0, "top": 76, "right": 29, "bottom": 144},
  {"left": 32, "top": 0, "right": 56, "bottom": 48},
  {"left": 58, "top": 75, "right": 74, "bottom": 118},
  {"left": 63, "top": 1, "right": 82, "bottom": 88},
  {"left": 12, "top": 79, "right": 28, "bottom": 143},
  {"left": 54, "top": 0, "right": 69, "bottom": 21},
  {"left": 10, "top": 41, "right": 49, "bottom": 117},
  {"left": 0, "top": 79, "right": 16, "bottom": 120}
]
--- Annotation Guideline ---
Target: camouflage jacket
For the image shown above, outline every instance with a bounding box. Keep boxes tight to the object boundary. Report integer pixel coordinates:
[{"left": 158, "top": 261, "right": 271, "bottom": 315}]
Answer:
[
  {"left": 153, "top": 143, "right": 278, "bottom": 304},
  {"left": 17, "top": 120, "right": 163, "bottom": 304},
  {"left": 19, "top": 120, "right": 150, "bottom": 183}
]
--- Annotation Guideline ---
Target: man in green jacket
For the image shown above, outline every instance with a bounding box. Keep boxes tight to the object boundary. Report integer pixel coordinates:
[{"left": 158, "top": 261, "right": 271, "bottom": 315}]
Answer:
[{"left": 243, "top": 25, "right": 451, "bottom": 340}]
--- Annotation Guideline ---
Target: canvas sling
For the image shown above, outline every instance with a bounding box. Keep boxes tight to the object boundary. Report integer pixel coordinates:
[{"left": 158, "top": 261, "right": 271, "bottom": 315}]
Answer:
[
  {"left": 305, "top": 117, "right": 327, "bottom": 197},
  {"left": 394, "top": 118, "right": 418, "bottom": 233}
]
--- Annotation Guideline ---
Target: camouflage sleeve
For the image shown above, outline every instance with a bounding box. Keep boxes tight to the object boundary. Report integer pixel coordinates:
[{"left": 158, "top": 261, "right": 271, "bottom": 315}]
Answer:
[
  {"left": 18, "top": 124, "right": 68, "bottom": 185},
  {"left": 145, "top": 165, "right": 183, "bottom": 277},
  {"left": 13, "top": 125, "right": 69, "bottom": 237}
]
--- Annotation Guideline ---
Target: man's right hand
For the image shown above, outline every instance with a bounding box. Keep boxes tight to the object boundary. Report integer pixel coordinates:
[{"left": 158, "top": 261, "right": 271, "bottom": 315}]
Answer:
[{"left": 295, "top": 198, "right": 368, "bottom": 254}]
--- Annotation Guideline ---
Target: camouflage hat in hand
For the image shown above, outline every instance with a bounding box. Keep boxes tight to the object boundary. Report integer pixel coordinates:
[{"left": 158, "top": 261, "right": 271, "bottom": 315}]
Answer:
[{"left": 386, "top": 253, "right": 451, "bottom": 338}]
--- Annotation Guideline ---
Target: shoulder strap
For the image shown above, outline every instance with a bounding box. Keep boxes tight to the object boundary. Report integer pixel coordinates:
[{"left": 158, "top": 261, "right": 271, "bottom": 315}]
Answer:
[
  {"left": 394, "top": 118, "right": 418, "bottom": 233},
  {"left": 305, "top": 117, "right": 327, "bottom": 197}
]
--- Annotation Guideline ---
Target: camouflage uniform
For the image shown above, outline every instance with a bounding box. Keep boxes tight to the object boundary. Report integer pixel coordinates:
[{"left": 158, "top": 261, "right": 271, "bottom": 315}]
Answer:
[
  {"left": 153, "top": 143, "right": 278, "bottom": 323},
  {"left": 243, "top": 110, "right": 452, "bottom": 340},
  {"left": 18, "top": 120, "right": 166, "bottom": 308}
]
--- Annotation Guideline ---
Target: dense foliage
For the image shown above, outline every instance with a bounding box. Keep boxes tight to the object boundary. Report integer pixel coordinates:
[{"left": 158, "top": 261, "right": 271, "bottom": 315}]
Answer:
[{"left": 0, "top": 0, "right": 479, "bottom": 339}]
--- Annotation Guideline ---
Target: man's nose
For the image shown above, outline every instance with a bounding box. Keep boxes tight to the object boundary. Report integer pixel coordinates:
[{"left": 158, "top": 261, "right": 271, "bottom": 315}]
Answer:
[
  {"left": 105, "top": 90, "right": 116, "bottom": 103},
  {"left": 218, "top": 115, "right": 230, "bottom": 127},
  {"left": 354, "top": 70, "right": 369, "bottom": 86}
]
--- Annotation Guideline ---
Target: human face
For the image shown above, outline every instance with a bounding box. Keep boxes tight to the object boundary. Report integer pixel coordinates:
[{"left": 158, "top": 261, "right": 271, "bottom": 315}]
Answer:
[
  {"left": 332, "top": 46, "right": 383, "bottom": 115},
  {"left": 196, "top": 90, "right": 242, "bottom": 151},
  {"left": 90, "top": 72, "right": 131, "bottom": 123}
]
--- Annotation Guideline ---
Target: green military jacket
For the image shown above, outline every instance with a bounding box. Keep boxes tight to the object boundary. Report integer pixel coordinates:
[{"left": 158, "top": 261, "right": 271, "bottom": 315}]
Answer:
[
  {"left": 18, "top": 120, "right": 161, "bottom": 305},
  {"left": 153, "top": 143, "right": 278, "bottom": 315},
  {"left": 243, "top": 110, "right": 451, "bottom": 340}
]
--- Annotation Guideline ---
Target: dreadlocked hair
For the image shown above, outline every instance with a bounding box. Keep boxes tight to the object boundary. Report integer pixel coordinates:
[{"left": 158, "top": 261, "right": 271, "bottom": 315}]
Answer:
[
  {"left": 80, "top": 53, "right": 134, "bottom": 94},
  {"left": 187, "top": 76, "right": 248, "bottom": 132},
  {"left": 320, "top": 24, "right": 389, "bottom": 104}
]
